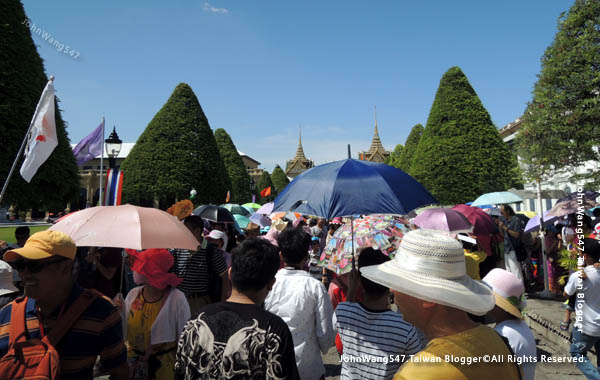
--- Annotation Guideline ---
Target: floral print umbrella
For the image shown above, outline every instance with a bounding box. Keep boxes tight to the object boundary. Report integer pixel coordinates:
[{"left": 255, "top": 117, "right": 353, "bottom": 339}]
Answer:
[{"left": 319, "top": 214, "right": 410, "bottom": 274}]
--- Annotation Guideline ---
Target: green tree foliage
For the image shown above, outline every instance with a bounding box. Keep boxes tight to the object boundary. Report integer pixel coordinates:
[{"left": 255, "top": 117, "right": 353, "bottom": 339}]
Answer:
[
  {"left": 270, "top": 165, "right": 289, "bottom": 195},
  {"left": 411, "top": 67, "right": 520, "bottom": 204},
  {"left": 517, "top": 0, "right": 600, "bottom": 187},
  {"left": 214, "top": 128, "right": 252, "bottom": 203},
  {"left": 121, "top": 83, "right": 231, "bottom": 208},
  {"left": 384, "top": 145, "right": 403, "bottom": 168},
  {"left": 398, "top": 124, "right": 424, "bottom": 173},
  {"left": 257, "top": 171, "right": 275, "bottom": 203},
  {"left": 0, "top": 0, "right": 80, "bottom": 211}
]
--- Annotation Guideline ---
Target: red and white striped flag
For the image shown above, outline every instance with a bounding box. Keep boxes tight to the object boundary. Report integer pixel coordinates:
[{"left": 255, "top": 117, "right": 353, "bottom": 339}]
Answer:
[{"left": 20, "top": 78, "right": 58, "bottom": 182}]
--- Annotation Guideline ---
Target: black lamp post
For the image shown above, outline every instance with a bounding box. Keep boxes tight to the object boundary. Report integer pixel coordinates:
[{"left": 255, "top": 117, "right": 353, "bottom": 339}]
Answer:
[
  {"left": 104, "top": 126, "right": 122, "bottom": 169},
  {"left": 250, "top": 177, "right": 256, "bottom": 193}
]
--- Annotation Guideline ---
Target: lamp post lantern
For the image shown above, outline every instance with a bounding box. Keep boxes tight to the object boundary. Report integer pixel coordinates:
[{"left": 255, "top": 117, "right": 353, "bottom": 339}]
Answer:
[{"left": 104, "top": 126, "right": 122, "bottom": 169}]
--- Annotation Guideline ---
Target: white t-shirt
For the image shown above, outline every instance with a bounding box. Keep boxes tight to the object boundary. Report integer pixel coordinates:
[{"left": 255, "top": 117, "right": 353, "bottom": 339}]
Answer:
[
  {"left": 264, "top": 268, "right": 335, "bottom": 380},
  {"left": 495, "top": 319, "right": 537, "bottom": 380},
  {"left": 565, "top": 265, "right": 600, "bottom": 337}
]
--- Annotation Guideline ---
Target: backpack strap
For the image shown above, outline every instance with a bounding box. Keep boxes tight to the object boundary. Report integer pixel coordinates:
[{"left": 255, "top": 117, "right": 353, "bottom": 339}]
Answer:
[
  {"left": 8, "top": 297, "right": 30, "bottom": 348},
  {"left": 45, "top": 289, "right": 100, "bottom": 346}
]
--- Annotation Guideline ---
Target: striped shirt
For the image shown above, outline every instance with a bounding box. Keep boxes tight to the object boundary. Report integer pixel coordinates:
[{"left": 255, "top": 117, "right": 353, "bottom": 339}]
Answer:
[
  {"left": 0, "top": 285, "right": 126, "bottom": 380},
  {"left": 334, "top": 302, "right": 422, "bottom": 380},
  {"left": 170, "top": 242, "right": 227, "bottom": 295}
]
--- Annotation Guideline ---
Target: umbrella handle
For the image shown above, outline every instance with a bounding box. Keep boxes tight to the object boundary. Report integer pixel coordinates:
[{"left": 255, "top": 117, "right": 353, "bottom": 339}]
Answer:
[
  {"left": 351, "top": 215, "right": 355, "bottom": 271},
  {"left": 119, "top": 250, "right": 126, "bottom": 295}
]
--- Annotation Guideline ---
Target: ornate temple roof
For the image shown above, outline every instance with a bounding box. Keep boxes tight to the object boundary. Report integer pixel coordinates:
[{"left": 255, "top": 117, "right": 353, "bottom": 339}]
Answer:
[
  {"left": 285, "top": 128, "right": 314, "bottom": 178},
  {"left": 359, "top": 107, "right": 390, "bottom": 163}
]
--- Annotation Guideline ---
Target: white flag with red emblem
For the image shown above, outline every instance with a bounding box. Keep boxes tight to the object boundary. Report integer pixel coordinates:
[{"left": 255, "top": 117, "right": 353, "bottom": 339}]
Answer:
[{"left": 20, "top": 78, "right": 58, "bottom": 183}]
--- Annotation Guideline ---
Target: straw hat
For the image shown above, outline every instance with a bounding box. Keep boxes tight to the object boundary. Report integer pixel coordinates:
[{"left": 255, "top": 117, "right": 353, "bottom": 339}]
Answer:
[
  {"left": 482, "top": 268, "right": 526, "bottom": 319},
  {"left": 360, "top": 229, "right": 495, "bottom": 315},
  {"left": 244, "top": 222, "right": 260, "bottom": 232}
]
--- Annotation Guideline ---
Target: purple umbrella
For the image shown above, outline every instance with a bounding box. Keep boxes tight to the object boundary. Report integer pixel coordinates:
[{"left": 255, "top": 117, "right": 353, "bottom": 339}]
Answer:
[
  {"left": 250, "top": 212, "right": 272, "bottom": 228},
  {"left": 524, "top": 210, "right": 558, "bottom": 233},
  {"left": 256, "top": 202, "right": 274, "bottom": 215},
  {"left": 413, "top": 208, "right": 473, "bottom": 233}
]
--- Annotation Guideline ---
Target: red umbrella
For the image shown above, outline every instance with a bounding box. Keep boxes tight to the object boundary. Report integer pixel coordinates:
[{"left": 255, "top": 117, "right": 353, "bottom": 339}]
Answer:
[{"left": 452, "top": 204, "right": 495, "bottom": 235}]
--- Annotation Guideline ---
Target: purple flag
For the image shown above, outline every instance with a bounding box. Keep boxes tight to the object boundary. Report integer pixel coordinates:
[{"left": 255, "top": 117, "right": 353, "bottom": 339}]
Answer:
[{"left": 73, "top": 121, "right": 104, "bottom": 166}]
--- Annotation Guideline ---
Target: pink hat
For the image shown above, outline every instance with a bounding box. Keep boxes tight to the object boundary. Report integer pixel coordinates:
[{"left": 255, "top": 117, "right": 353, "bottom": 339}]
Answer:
[
  {"left": 259, "top": 227, "right": 280, "bottom": 247},
  {"left": 331, "top": 217, "right": 343, "bottom": 225},
  {"left": 292, "top": 218, "right": 305, "bottom": 229},
  {"left": 481, "top": 268, "right": 526, "bottom": 319},
  {"left": 126, "top": 249, "right": 183, "bottom": 290}
]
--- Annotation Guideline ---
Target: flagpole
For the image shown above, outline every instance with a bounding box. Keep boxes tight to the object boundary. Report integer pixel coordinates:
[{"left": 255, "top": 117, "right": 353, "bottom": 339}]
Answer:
[
  {"left": 98, "top": 117, "right": 105, "bottom": 206},
  {"left": 0, "top": 76, "right": 55, "bottom": 205}
]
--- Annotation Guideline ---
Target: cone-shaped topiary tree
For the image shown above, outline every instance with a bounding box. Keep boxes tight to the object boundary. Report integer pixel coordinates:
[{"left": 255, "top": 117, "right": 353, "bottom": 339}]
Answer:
[
  {"left": 385, "top": 144, "right": 404, "bottom": 168},
  {"left": 0, "top": 0, "right": 80, "bottom": 211},
  {"left": 411, "top": 67, "right": 519, "bottom": 204},
  {"left": 214, "top": 128, "right": 252, "bottom": 203},
  {"left": 121, "top": 83, "right": 231, "bottom": 208},
  {"left": 270, "top": 165, "right": 289, "bottom": 196},
  {"left": 256, "top": 171, "right": 275, "bottom": 203},
  {"left": 398, "top": 124, "right": 424, "bottom": 174},
  {"left": 518, "top": 0, "right": 600, "bottom": 187}
]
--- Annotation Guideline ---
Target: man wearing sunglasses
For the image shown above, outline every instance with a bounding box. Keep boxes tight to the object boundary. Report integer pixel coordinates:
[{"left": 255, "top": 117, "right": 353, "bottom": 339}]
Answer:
[{"left": 0, "top": 230, "right": 128, "bottom": 380}]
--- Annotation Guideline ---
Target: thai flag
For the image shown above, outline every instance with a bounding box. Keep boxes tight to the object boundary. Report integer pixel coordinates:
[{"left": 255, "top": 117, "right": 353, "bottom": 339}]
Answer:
[{"left": 103, "top": 169, "right": 123, "bottom": 206}]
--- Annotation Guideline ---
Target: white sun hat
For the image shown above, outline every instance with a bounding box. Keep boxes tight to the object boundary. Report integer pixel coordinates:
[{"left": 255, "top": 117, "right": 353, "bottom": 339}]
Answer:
[
  {"left": 0, "top": 261, "right": 18, "bottom": 296},
  {"left": 360, "top": 229, "right": 495, "bottom": 315}
]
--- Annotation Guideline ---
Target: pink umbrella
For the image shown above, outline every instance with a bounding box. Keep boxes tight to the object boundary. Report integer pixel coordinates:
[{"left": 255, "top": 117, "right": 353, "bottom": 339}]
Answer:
[
  {"left": 49, "top": 205, "right": 200, "bottom": 250},
  {"left": 413, "top": 208, "right": 473, "bottom": 233}
]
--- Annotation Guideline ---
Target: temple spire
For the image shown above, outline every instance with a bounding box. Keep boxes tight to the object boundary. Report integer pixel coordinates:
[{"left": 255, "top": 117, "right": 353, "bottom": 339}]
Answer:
[
  {"left": 294, "top": 126, "right": 307, "bottom": 160},
  {"left": 368, "top": 106, "right": 384, "bottom": 152},
  {"left": 374, "top": 105, "right": 378, "bottom": 136}
]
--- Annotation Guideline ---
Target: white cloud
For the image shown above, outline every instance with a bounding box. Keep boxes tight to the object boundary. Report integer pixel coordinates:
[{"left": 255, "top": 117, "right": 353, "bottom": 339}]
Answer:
[{"left": 203, "top": 2, "right": 229, "bottom": 14}]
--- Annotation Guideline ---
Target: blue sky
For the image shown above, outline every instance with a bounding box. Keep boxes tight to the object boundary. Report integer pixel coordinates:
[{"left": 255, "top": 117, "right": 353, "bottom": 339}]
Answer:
[{"left": 22, "top": 0, "right": 572, "bottom": 171}]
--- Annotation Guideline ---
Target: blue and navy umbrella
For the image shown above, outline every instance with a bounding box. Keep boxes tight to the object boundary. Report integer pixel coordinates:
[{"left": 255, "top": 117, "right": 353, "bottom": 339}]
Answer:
[{"left": 272, "top": 159, "right": 437, "bottom": 219}]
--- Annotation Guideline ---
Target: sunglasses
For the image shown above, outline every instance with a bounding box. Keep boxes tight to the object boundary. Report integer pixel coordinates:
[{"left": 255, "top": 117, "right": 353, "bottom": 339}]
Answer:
[{"left": 11, "top": 258, "right": 68, "bottom": 273}]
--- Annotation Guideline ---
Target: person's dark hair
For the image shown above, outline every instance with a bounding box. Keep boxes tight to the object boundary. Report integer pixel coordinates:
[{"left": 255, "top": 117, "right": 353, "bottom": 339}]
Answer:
[
  {"left": 501, "top": 205, "right": 515, "bottom": 217},
  {"left": 358, "top": 248, "right": 390, "bottom": 296},
  {"left": 593, "top": 209, "right": 600, "bottom": 218},
  {"left": 183, "top": 215, "right": 204, "bottom": 230},
  {"left": 15, "top": 226, "right": 30, "bottom": 239},
  {"left": 231, "top": 238, "right": 280, "bottom": 292},
  {"left": 581, "top": 215, "right": 593, "bottom": 230},
  {"left": 583, "top": 238, "right": 600, "bottom": 262},
  {"left": 278, "top": 227, "right": 311, "bottom": 265},
  {"left": 308, "top": 218, "right": 318, "bottom": 227}
]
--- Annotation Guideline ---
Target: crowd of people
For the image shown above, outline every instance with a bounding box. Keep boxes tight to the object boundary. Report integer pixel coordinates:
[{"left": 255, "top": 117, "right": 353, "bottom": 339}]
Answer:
[{"left": 0, "top": 201, "right": 598, "bottom": 380}]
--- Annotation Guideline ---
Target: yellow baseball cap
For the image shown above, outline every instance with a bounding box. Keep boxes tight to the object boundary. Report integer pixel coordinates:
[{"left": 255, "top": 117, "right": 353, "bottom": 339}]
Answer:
[{"left": 3, "top": 230, "right": 76, "bottom": 262}]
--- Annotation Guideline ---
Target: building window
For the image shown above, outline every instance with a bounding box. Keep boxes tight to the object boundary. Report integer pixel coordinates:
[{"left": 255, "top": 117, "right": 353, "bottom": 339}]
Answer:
[
  {"left": 545, "top": 199, "right": 552, "bottom": 210},
  {"left": 516, "top": 203, "right": 521, "bottom": 212},
  {"left": 529, "top": 199, "right": 536, "bottom": 212}
]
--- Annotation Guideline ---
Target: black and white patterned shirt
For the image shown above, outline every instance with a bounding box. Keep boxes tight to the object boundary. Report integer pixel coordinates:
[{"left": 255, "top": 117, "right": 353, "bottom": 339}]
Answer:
[{"left": 175, "top": 302, "right": 300, "bottom": 380}]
